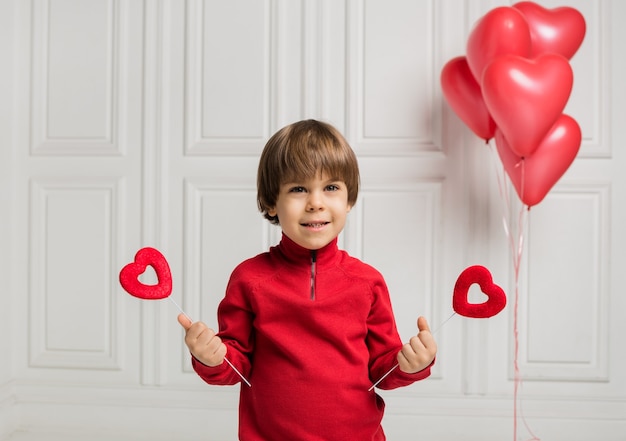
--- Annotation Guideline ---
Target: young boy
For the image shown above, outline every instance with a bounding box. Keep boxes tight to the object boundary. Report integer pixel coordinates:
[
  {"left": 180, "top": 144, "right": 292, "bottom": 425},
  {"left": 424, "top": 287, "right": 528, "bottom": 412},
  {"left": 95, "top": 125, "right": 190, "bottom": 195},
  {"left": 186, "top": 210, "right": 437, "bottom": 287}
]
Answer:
[{"left": 178, "top": 119, "right": 437, "bottom": 440}]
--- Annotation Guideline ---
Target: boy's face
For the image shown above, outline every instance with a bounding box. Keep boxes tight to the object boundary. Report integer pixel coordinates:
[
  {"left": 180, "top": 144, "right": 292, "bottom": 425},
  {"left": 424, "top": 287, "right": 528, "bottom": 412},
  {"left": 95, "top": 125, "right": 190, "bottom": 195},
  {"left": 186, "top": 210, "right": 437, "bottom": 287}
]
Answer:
[{"left": 268, "top": 172, "right": 352, "bottom": 250}]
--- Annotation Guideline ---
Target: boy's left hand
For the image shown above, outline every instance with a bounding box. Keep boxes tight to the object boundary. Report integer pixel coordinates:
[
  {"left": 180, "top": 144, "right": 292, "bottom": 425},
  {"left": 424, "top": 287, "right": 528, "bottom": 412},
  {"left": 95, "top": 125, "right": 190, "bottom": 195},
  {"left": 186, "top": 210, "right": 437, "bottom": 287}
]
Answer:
[{"left": 397, "top": 316, "right": 437, "bottom": 374}]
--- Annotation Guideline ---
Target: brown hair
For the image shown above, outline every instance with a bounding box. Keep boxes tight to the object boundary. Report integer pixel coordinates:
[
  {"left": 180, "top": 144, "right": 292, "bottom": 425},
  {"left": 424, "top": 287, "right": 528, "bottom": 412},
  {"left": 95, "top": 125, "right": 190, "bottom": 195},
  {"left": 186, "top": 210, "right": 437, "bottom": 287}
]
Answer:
[{"left": 257, "top": 119, "right": 360, "bottom": 224}]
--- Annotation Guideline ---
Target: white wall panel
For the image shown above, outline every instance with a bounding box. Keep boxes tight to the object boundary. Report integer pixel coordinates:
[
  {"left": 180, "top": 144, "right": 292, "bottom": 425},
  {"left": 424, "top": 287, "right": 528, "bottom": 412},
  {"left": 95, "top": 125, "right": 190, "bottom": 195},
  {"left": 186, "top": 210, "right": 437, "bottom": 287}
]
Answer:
[
  {"left": 185, "top": 0, "right": 271, "bottom": 155},
  {"left": 184, "top": 0, "right": 349, "bottom": 153},
  {"left": 301, "top": 0, "right": 347, "bottom": 127},
  {"left": 29, "top": 179, "right": 121, "bottom": 369},
  {"left": 0, "top": 0, "right": 15, "bottom": 393},
  {"left": 9, "top": 0, "right": 144, "bottom": 386},
  {"left": 520, "top": 184, "right": 610, "bottom": 381},
  {"left": 350, "top": 0, "right": 438, "bottom": 154},
  {"left": 31, "top": 0, "right": 120, "bottom": 155},
  {"left": 561, "top": 1, "right": 610, "bottom": 157}
]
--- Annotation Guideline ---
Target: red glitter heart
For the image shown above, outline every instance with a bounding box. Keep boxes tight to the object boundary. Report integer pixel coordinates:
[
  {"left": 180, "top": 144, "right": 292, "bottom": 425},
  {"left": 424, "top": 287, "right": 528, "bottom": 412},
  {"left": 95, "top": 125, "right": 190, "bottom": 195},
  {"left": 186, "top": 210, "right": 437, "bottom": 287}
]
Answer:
[
  {"left": 453, "top": 266, "right": 506, "bottom": 318},
  {"left": 119, "top": 247, "right": 172, "bottom": 300}
]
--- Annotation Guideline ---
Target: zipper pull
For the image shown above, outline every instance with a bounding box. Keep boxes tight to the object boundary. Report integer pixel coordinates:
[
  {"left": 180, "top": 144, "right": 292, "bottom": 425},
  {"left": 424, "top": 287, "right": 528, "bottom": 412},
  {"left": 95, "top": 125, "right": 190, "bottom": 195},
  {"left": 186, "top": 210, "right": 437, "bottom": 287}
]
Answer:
[{"left": 310, "top": 250, "right": 317, "bottom": 301}]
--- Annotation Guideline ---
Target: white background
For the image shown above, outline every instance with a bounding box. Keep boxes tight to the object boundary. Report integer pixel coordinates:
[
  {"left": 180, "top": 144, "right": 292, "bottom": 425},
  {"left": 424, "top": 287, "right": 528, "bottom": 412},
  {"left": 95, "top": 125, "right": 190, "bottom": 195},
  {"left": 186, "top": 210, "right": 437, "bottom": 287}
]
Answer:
[{"left": 1, "top": 0, "right": 624, "bottom": 440}]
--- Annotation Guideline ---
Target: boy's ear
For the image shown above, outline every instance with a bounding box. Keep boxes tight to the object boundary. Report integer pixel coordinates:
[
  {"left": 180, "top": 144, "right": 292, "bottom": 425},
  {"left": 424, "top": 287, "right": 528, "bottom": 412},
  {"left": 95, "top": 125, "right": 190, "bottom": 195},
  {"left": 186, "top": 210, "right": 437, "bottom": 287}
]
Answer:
[{"left": 268, "top": 207, "right": 277, "bottom": 217}]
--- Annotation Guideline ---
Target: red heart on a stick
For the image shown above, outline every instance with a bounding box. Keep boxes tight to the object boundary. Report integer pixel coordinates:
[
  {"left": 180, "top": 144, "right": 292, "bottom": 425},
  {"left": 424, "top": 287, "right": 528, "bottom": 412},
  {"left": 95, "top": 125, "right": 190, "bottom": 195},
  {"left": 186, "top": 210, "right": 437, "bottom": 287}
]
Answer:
[
  {"left": 453, "top": 266, "right": 506, "bottom": 319},
  {"left": 119, "top": 247, "right": 172, "bottom": 300}
]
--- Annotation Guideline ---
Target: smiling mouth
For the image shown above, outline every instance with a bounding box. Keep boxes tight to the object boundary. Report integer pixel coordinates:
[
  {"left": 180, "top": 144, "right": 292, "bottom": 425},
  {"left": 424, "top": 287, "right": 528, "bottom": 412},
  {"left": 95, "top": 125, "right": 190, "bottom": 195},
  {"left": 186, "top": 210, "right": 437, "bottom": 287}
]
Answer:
[{"left": 302, "top": 222, "right": 329, "bottom": 228}]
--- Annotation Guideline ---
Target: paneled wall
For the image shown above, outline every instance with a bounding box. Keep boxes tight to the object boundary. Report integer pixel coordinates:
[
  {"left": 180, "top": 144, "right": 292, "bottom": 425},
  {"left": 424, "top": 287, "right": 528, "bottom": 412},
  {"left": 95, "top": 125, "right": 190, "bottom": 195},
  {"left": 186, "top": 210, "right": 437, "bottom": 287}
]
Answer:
[
  {"left": 0, "top": 1, "right": 16, "bottom": 438},
  {"left": 1, "top": 0, "right": 625, "bottom": 440}
]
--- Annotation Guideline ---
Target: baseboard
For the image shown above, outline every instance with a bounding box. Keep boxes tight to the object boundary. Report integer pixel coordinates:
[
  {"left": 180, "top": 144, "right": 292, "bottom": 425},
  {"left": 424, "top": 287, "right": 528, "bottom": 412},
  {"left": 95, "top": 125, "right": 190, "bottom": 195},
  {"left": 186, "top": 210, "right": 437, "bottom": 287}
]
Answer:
[
  {"left": 5, "top": 380, "right": 626, "bottom": 440},
  {"left": 10, "top": 381, "right": 240, "bottom": 440},
  {"left": 0, "top": 381, "right": 17, "bottom": 441},
  {"left": 381, "top": 390, "right": 626, "bottom": 440}
]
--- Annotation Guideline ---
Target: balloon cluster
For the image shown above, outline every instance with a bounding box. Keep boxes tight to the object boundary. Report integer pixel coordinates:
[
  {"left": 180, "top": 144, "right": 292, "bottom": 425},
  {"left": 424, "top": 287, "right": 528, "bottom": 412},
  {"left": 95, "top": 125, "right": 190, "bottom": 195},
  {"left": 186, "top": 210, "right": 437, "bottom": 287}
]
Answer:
[{"left": 441, "top": 2, "right": 586, "bottom": 207}]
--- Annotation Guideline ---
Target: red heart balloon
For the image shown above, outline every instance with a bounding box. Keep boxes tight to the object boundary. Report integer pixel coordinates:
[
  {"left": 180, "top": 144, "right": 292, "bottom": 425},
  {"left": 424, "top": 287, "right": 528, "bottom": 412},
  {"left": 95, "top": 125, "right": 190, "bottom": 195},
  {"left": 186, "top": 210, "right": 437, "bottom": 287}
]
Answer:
[
  {"left": 466, "top": 6, "right": 532, "bottom": 82},
  {"left": 482, "top": 53, "right": 573, "bottom": 157},
  {"left": 453, "top": 265, "right": 506, "bottom": 319},
  {"left": 495, "top": 114, "right": 581, "bottom": 207},
  {"left": 441, "top": 56, "right": 496, "bottom": 141},
  {"left": 513, "top": 1, "right": 586, "bottom": 60},
  {"left": 119, "top": 247, "right": 172, "bottom": 300}
]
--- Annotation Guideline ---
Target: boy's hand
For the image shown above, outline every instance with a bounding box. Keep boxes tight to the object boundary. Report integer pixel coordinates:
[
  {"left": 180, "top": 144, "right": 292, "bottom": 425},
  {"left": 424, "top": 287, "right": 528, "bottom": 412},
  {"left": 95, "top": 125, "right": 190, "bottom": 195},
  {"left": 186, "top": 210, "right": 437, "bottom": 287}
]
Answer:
[
  {"left": 397, "top": 316, "right": 437, "bottom": 374},
  {"left": 178, "top": 313, "right": 227, "bottom": 367}
]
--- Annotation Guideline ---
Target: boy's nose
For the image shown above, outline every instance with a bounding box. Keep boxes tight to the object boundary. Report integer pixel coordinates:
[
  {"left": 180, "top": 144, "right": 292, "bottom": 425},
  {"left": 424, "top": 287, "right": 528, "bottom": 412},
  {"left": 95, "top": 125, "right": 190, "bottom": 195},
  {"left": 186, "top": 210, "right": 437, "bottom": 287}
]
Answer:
[{"left": 306, "top": 192, "right": 324, "bottom": 211}]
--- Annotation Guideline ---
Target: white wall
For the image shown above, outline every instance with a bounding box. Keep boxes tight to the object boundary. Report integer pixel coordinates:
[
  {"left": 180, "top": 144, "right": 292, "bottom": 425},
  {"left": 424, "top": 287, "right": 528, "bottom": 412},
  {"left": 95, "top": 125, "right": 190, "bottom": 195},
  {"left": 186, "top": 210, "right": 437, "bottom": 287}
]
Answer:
[
  {"left": 1, "top": 0, "right": 625, "bottom": 440},
  {"left": 0, "top": 0, "right": 16, "bottom": 438}
]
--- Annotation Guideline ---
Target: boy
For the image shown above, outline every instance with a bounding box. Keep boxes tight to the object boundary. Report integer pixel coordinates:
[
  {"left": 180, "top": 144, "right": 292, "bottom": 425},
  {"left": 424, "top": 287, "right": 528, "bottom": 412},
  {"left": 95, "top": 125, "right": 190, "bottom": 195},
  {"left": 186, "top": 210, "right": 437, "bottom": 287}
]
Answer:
[{"left": 178, "top": 119, "right": 437, "bottom": 440}]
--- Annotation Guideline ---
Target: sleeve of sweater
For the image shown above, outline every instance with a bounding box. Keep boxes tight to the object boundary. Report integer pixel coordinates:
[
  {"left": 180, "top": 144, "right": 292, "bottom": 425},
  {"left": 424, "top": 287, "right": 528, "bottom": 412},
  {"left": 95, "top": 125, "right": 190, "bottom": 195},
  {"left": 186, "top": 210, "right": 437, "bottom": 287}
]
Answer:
[
  {"left": 365, "top": 272, "right": 434, "bottom": 390},
  {"left": 191, "top": 263, "right": 255, "bottom": 386}
]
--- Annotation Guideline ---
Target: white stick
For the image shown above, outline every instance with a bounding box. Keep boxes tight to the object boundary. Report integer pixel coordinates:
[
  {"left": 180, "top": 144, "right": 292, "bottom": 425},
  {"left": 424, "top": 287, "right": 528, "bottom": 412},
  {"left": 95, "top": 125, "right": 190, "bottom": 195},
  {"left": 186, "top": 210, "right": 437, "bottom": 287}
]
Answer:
[
  {"left": 223, "top": 357, "right": 252, "bottom": 388},
  {"left": 169, "top": 297, "right": 252, "bottom": 387},
  {"left": 368, "top": 363, "right": 399, "bottom": 391},
  {"left": 368, "top": 313, "right": 456, "bottom": 391}
]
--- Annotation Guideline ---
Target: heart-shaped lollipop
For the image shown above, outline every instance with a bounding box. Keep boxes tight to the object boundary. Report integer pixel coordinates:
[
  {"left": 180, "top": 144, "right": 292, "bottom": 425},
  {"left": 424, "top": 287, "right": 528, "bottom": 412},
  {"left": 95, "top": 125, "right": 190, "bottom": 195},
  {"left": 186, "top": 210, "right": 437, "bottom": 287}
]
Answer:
[
  {"left": 120, "top": 247, "right": 251, "bottom": 386},
  {"left": 453, "top": 265, "right": 506, "bottom": 318},
  {"left": 119, "top": 247, "right": 172, "bottom": 300}
]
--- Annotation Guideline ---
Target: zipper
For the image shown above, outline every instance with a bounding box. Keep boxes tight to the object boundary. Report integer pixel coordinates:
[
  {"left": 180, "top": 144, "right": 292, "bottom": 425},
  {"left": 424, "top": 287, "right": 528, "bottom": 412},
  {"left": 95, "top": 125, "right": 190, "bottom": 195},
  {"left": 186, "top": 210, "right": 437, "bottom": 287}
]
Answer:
[{"left": 310, "top": 250, "right": 317, "bottom": 301}]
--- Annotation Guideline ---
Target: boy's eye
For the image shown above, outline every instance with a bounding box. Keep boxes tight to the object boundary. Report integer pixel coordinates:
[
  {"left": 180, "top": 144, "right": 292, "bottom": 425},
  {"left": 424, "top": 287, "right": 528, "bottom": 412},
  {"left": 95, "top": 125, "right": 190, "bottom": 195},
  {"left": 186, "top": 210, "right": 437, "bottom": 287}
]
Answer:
[
  {"left": 288, "top": 186, "right": 306, "bottom": 193},
  {"left": 326, "top": 184, "right": 339, "bottom": 191}
]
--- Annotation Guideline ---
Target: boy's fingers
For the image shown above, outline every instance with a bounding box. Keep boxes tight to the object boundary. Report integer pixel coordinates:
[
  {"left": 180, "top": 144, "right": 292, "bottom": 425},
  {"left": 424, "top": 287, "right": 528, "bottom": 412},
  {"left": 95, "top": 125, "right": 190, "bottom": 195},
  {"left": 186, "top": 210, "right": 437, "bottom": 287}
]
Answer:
[
  {"left": 417, "top": 316, "right": 431, "bottom": 333},
  {"left": 177, "top": 313, "right": 192, "bottom": 330}
]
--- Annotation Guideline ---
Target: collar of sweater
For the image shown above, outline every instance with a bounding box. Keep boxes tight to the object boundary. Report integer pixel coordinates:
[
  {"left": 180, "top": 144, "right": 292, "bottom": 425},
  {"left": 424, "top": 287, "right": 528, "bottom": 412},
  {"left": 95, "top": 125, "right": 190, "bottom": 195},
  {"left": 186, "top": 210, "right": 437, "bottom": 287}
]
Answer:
[{"left": 275, "top": 233, "right": 341, "bottom": 269}]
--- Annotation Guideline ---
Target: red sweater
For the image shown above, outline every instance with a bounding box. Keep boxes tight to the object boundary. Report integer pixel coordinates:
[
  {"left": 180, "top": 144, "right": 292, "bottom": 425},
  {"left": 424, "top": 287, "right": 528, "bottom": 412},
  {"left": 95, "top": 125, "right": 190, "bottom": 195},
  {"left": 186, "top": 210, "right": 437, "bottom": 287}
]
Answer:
[{"left": 192, "top": 234, "right": 432, "bottom": 440}]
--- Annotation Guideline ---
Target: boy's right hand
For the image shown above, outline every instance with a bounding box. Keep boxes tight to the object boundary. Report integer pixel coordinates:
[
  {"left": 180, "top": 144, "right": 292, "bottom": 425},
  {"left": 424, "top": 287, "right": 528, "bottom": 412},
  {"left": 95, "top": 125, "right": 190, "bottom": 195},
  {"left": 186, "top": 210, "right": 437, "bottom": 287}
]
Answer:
[{"left": 177, "top": 313, "right": 227, "bottom": 367}]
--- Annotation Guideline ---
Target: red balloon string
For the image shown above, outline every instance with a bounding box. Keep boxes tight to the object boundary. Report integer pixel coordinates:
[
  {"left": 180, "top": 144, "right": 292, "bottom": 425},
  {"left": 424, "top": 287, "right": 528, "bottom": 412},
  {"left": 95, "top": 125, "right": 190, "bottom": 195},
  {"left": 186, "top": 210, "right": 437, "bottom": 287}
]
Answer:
[
  {"left": 511, "top": 203, "right": 540, "bottom": 441},
  {"left": 488, "top": 142, "right": 540, "bottom": 441}
]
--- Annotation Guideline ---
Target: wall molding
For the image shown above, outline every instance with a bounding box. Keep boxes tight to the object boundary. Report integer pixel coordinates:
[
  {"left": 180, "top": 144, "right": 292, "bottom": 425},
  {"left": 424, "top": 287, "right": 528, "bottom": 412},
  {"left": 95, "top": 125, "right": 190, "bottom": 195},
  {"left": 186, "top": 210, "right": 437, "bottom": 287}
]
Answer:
[
  {"left": 2, "top": 380, "right": 625, "bottom": 440},
  {"left": 515, "top": 182, "right": 611, "bottom": 382},
  {"left": 28, "top": 178, "right": 123, "bottom": 370},
  {"left": 0, "top": 382, "right": 17, "bottom": 440},
  {"left": 184, "top": 0, "right": 272, "bottom": 156},
  {"left": 30, "top": 0, "right": 121, "bottom": 156}
]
